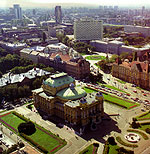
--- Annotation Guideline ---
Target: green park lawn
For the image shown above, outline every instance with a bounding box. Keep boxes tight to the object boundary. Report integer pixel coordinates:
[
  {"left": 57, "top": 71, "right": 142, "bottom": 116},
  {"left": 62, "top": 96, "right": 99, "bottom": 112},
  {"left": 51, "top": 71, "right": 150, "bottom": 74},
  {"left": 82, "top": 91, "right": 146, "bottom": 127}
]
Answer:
[
  {"left": 139, "top": 124, "right": 150, "bottom": 132},
  {"left": 79, "top": 144, "right": 98, "bottom": 154},
  {"left": 0, "top": 113, "right": 24, "bottom": 131},
  {"left": 136, "top": 112, "right": 150, "bottom": 121},
  {"left": 0, "top": 112, "right": 66, "bottom": 153},
  {"left": 84, "top": 87, "right": 138, "bottom": 109},
  {"left": 108, "top": 144, "right": 120, "bottom": 154},
  {"left": 85, "top": 55, "right": 106, "bottom": 60},
  {"left": 84, "top": 87, "right": 98, "bottom": 93}
]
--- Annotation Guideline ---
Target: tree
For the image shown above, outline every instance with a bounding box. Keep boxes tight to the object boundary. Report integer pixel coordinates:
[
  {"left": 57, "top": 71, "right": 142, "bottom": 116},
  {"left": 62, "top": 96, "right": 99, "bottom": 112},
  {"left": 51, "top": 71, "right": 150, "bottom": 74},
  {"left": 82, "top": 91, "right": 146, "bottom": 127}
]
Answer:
[
  {"left": 32, "top": 78, "right": 41, "bottom": 89},
  {"left": 120, "top": 52, "right": 129, "bottom": 59},
  {"left": 108, "top": 137, "right": 116, "bottom": 145},
  {"left": 18, "top": 121, "right": 36, "bottom": 135},
  {"left": 109, "top": 54, "right": 118, "bottom": 63},
  {"left": 42, "top": 32, "right": 47, "bottom": 42}
]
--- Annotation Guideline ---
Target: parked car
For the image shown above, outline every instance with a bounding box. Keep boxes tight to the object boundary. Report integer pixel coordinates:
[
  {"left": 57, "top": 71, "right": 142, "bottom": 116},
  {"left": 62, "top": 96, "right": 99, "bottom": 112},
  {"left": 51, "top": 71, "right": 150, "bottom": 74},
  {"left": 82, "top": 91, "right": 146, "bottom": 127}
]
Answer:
[
  {"left": 141, "top": 108, "right": 146, "bottom": 112},
  {"left": 133, "top": 90, "right": 137, "bottom": 93},
  {"left": 132, "top": 84, "right": 136, "bottom": 87}
]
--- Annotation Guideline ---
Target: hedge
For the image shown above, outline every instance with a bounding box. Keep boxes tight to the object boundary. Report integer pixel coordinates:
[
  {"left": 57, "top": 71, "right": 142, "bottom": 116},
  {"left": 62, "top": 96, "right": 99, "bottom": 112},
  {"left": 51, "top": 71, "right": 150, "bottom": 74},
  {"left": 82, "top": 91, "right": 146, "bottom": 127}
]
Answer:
[
  {"left": 127, "top": 129, "right": 149, "bottom": 140},
  {"left": 116, "top": 136, "right": 138, "bottom": 148},
  {"left": 12, "top": 111, "right": 30, "bottom": 122},
  {"left": 103, "top": 141, "right": 109, "bottom": 154},
  {"left": 137, "top": 111, "right": 150, "bottom": 118}
]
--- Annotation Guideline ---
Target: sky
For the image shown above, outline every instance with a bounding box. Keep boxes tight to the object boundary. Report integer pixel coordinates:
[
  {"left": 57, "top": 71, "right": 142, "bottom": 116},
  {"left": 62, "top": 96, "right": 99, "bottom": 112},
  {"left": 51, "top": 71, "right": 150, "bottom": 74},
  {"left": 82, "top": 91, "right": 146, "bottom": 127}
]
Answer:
[{"left": 0, "top": 0, "right": 149, "bottom": 8}]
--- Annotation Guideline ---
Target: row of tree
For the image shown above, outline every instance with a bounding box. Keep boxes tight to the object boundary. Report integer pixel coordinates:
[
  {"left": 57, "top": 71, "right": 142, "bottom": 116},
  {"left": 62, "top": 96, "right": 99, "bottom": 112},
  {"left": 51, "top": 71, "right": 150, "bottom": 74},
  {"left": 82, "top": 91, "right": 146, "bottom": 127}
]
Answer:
[{"left": 0, "top": 54, "right": 33, "bottom": 74}]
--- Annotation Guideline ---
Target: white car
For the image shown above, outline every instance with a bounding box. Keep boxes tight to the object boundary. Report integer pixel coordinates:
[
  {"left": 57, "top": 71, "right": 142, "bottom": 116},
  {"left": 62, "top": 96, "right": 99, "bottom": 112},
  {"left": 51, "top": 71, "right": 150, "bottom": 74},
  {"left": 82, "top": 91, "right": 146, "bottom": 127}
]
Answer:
[{"left": 141, "top": 108, "right": 146, "bottom": 112}]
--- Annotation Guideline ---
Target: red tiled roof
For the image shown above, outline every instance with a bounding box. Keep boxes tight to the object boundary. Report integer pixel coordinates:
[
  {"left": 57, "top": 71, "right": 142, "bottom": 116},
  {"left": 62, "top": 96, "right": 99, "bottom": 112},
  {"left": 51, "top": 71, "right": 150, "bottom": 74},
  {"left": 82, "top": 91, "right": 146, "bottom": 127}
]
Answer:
[
  {"left": 120, "top": 61, "right": 149, "bottom": 72},
  {"left": 50, "top": 52, "right": 71, "bottom": 61}
]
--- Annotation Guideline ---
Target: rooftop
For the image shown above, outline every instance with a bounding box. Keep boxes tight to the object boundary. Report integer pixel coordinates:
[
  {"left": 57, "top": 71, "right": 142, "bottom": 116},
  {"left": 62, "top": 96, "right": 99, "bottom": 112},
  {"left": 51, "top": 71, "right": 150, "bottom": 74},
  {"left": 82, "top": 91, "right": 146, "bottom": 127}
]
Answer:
[
  {"left": 43, "top": 73, "right": 75, "bottom": 88},
  {"left": 65, "top": 92, "right": 102, "bottom": 107},
  {"left": 56, "top": 86, "right": 86, "bottom": 100}
]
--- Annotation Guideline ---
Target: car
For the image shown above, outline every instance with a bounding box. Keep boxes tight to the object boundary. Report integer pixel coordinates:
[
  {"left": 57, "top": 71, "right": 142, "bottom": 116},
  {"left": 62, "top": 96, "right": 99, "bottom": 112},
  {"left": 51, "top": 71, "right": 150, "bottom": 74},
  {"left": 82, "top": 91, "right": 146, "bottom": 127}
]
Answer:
[
  {"left": 145, "top": 100, "right": 149, "bottom": 102},
  {"left": 132, "top": 84, "right": 136, "bottom": 87},
  {"left": 124, "top": 86, "right": 127, "bottom": 89},
  {"left": 133, "top": 90, "right": 137, "bottom": 93},
  {"left": 141, "top": 90, "right": 144, "bottom": 93},
  {"left": 143, "top": 93, "right": 147, "bottom": 96},
  {"left": 126, "top": 93, "right": 131, "bottom": 96},
  {"left": 141, "top": 108, "right": 146, "bottom": 112}
]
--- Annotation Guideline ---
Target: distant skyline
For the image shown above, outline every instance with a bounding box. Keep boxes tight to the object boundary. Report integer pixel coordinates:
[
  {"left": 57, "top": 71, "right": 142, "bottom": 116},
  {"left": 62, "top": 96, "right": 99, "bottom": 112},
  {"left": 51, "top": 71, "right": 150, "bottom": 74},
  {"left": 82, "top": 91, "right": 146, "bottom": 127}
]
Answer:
[{"left": 0, "top": 0, "right": 149, "bottom": 8}]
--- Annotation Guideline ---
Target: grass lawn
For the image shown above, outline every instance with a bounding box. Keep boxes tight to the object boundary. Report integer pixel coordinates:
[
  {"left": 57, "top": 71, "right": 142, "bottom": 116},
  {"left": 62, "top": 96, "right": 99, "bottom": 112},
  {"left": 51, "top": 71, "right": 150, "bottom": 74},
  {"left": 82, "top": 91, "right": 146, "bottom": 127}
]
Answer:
[
  {"left": 84, "top": 87, "right": 98, "bottom": 93},
  {"left": 0, "top": 112, "right": 66, "bottom": 154},
  {"left": 136, "top": 112, "right": 150, "bottom": 121},
  {"left": 0, "top": 113, "right": 24, "bottom": 132},
  {"left": 84, "top": 87, "right": 139, "bottom": 109},
  {"left": 85, "top": 55, "right": 106, "bottom": 60},
  {"left": 109, "top": 144, "right": 120, "bottom": 154},
  {"left": 116, "top": 79, "right": 126, "bottom": 84},
  {"left": 79, "top": 144, "right": 98, "bottom": 154},
  {"left": 139, "top": 124, "right": 150, "bottom": 132},
  {"left": 29, "top": 127, "right": 60, "bottom": 152}
]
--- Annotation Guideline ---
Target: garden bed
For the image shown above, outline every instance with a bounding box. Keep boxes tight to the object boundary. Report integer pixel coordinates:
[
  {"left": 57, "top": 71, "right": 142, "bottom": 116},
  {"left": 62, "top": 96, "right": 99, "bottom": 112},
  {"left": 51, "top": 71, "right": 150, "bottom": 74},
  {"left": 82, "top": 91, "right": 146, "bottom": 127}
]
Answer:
[{"left": 116, "top": 136, "right": 138, "bottom": 148}]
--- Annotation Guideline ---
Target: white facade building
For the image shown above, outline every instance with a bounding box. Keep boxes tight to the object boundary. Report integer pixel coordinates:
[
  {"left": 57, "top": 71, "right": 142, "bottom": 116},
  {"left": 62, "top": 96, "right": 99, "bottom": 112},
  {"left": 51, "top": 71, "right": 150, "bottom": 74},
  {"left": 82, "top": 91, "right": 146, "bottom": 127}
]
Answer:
[
  {"left": 90, "top": 40, "right": 150, "bottom": 55},
  {"left": 74, "top": 17, "right": 103, "bottom": 41}
]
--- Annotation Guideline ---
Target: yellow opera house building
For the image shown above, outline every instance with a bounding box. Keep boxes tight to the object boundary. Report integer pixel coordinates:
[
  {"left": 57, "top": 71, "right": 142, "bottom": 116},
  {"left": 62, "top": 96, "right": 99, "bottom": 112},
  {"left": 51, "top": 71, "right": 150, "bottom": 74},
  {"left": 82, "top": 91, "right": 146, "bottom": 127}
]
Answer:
[{"left": 32, "top": 73, "right": 104, "bottom": 126}]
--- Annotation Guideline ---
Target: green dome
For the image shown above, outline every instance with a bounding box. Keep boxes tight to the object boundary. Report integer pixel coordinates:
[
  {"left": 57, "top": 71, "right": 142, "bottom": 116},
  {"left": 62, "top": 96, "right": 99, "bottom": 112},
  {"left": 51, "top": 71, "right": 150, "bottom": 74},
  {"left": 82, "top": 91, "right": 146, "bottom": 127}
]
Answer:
[{"left": 57, "top": 87, "right": 86, "bottom": 100}]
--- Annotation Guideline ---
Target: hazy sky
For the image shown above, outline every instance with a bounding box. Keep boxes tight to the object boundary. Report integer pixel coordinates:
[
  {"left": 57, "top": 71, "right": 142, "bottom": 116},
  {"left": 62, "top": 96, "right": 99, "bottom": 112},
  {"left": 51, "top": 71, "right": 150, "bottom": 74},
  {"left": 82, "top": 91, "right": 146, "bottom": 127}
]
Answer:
[{"left": 0, "top": 0, "right": 148, "bottom": 8}]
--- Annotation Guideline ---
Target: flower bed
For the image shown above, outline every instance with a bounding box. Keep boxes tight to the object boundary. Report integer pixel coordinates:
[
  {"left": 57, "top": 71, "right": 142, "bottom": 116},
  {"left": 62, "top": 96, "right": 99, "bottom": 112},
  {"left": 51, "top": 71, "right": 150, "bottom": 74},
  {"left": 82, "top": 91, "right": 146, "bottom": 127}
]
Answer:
[
  {"left": 116, "top": 136, "right": 138, "bottom": 148},
  {"left": 127, "top": 129, "right": 148, "bottom": 140}
]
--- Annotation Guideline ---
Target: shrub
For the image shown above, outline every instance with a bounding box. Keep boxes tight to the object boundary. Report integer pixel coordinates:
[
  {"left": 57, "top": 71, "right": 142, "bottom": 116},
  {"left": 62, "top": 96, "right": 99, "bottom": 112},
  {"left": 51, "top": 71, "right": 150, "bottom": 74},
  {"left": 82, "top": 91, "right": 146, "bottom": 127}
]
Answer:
[
  {"left": 6, "top": 144, "right": 18, "bottom": 153},
  {"left": 12, "top": 111, "right": 29, "bottom": 122},
  {"left": 116, "top": 136, "right": 138, "bottom": 148},
  {"left": 83, "top": 149, "right": 89, "bottom": 154},
  {"left": 131, "top": 121, "right": 140, "bottom": 129},
  {"left": 145, "top": 128, "right": 150, "bottom": 134},
  {"left": 93, "top": 143, "right": 99, "bottom": 147},
  {"left": 103, "top": 141, "right": 109, "bottom": 154},
  {"left": 117, "top": 147, "right": 134, "bottom": 154},
  {"left": 108, "top": 136, "right": 117, "bottom": 145},
  {"left": 127, "top": 129, "right": 148, "bottom": 140},
  {"left": 18, "top": 142, "right": 25, "bottom": 148}
]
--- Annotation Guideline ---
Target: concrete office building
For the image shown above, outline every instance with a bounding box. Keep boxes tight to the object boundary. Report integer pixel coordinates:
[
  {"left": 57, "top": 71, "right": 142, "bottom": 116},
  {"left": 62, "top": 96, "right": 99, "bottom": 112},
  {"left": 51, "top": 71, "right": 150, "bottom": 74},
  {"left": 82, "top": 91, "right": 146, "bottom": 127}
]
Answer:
[
  {"left": 74, "top": 17, "right": 103, "bottom": 41},
  {"left": 55, "top": 6, "right": 62, "bottom": 24},
  {"left": 90, "top": 40, "right": 150, "bottom": 55},
  {"left": 13, "top": 4, "right": 22, "bottom": 19},
  {"left": 124, "top": 25, "right": 150, "bottom": 37}
]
